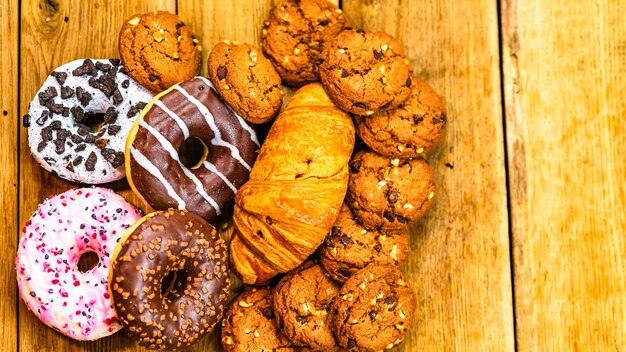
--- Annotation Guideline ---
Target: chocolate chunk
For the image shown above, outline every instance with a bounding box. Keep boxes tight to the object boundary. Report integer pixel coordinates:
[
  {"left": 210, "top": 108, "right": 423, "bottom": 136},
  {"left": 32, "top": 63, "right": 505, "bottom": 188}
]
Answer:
[
  {"left": 121, "top": 80, "right": 130, "bottom": 89},
  {"left": 126, "top": 106, "right": 139, "bottom": 118},
  {"left": 97, "top": 75, "right": 116, "bottom": 97},
  {"left": 72, "top": 59, "right": 97, "bottom": 76},
  {"left": 383, "top": 211, "right": 395, "bottom": 222},
  {"left": 66, "top": 163, "right": 74, "bottom": 172},
  {"left": 49, "top": 103, "right": 64, "bottom": 115},
  {"left": 43, "top": 157, "right": 56, "bottom": 166},
  {"left": 71, "top": 134, "right": 83, "bottom": 144},
  {"left": 352, "top": 102, "right": 367, "bottom": 110},
  {"left": 413, "top": 115, "right": 424, "bottom": 124},
  {"left": 295, "top": 315, "right": 309, "bottom": 323},
  {"left": 95, "top": 138, "right": 108, "bottom": 149},
  {"left": 384, "top": 296, "right": 396, "bottom": 305},
  {"left": 373, "top": 49, "right": 383, "bottom": 60},
  {"left": 56, "top": 129, "right": 71, "bottom": 140},
  {"left": 387, "top": 191, "right": 399, "bottom": 204},
  {"left": 51, "top": 71, "right": 68, "bottom": 85},
  {"left": 101, "top": 148, "right": 124, "bottom": 168},
  {"left": 41, "top": 127, "right": 53, "bottom": 141},
  {"left": 76, "top": 123, "right": 89, "bottom": 136},
  {"left": 340, "top": 68, "right": 349, "bottom": 78},
  {"left": 347, "top": 339, "right": 357, "bottom": 349},
  {"left": 260, "top": 306, "right": 274, "bottom": 319},
  {"left": 22, "top": 114, "right": 30, "bottom": 127},
  {"left": 432, "top": 114, "right": 447, "bottom": 124},
  {"left": 337, "top": 267, "right": 352, "bottom": 277},
  {"left": 112, "top": 89, "right": 123, "bottom": 105},
  {"left": 368, "top": 310, "right": 377, "bottom": 320},
  {"left": 71, "top": 106, "right": 85, "bottom": 122},
  {"left": 85, "top": 152, "right": 97, "bottom": 171},
  {"left": 88, "top": 77, "right": 100, "bottom": 90},
  {"left": 265, "top": 216, "right": 273, "bottom": 225},
  {"left": 136, "top": 102, "right": 147, "bottom": 110},
  {"left": 148, "top": 74, "right": 159, "bottom": 82},
  {"left": 356, "top": 28, "right": 366, "bottom": 34},
  {"left": 53, "top": 139, "right": 66, "bottom": 154},
  {"left": 175, "top": 22, "right": 185, "bottom": 29},
  {"left": 349, "top": 159, "right": 362, "bottom": 172},
  {"left": 38, "top": 86, "right": 58, "bottom": 105},
  {"left": 37, "top": 141, "right": 46, "bottom": 152},
  {"left": 95, "top": 62, "right": 112, "bottom": 73},
  {"left": 406, "top": 76, "right": 412, "bottom": 87},
  {"left": 103, "top": 107, "right": 118, "bottom": 124},
  {"left": 331, "top": 226, "right": 340, "bottom": 237},
  {"left": 73, "top": 156, "right": 83, "bottom": 166},
  {"left": 339, "top": 235, "right": 350, "bottom": 246},
  {"left": 109, "top": 59, "right": 121, "bottom": 66},
  {"left": 317, "top": 18, "right": 329, "bottom": 26},
  {"left": 76, "top": 87, "right": 92, "bottom": 107},
  {"left": 83, "top": 134, "right": 96, "bottom": 144},
  {"left": 75, "top": 144, "right": 86, "bottom": 152},
  {"left": 107, "top": 125, "right": 121, "bottom": 135},
  {"left": 62, "top": 107, "right": 70, "bottom": 117},
  {"left": 216, "top": 66, "right": 227, "bottom": 80},
  {"left": 301, "top": 36, "right": 312, "bottom": 44},
  {"left": 49, "top": 120, "right": 62, "bottom": 130},
  {"left": 36, "top": 111, "right": 49, "bottom": 126},
  {"left": 396, "top": 215, "right": 408, "bottom": 224},
  {"left": 373, "top": 243, "right": 382, "bottom": 253}
]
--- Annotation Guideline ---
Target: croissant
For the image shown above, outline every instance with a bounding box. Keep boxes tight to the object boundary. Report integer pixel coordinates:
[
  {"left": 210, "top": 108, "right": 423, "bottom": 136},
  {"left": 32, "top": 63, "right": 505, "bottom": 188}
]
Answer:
[{"left": 230, "top": 83, "right": 355, "bottom": 284}]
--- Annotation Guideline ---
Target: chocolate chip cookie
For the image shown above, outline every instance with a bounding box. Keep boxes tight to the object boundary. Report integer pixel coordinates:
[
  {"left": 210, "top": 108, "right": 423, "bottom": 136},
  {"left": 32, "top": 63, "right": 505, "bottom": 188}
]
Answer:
[
  {"left": 208, "top": 41, "right": 283, "bottom": 124},
  {"left": 319, "top": 29, "right": 412, "bottom": 116},
  {"left": 347, "top": 150, "right": 435, "bottom": 230},
  {"left": 262, "top": 0, "right": 351, "bottom": 86},
  {"left": 221, "top": 287, "right": 300, "bottom": 352},
  {"left": 119, "top": 11, "right": 202, "bottom": 93},
  {"left": 273, "top": 262, "right": 342, "bottom": 350},
  {"left": 320, "top": 204, "right": 409, "bottom": 283},
  {"left": 355, "top": 76, "right": 446, "bottom": 158},
  {"left": 330, "top": 264, "right": 417, "bottom": 351}
]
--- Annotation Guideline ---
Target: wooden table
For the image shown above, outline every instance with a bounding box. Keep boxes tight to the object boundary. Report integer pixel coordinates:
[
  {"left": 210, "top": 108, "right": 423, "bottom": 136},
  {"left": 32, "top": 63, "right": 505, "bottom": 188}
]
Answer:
[{"left": 1, "top": 0, "right": 624, "bottom": 351}]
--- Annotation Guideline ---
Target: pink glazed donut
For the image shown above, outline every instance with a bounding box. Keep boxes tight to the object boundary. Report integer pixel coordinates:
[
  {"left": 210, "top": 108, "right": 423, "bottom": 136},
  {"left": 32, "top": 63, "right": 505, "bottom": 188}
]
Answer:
[{"left": 16, "top": 187, "right": 142, "bottom": 340}]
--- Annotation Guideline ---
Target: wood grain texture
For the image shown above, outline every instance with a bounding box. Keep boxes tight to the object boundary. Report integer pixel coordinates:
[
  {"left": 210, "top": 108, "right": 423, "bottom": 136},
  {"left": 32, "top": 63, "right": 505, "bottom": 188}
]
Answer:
[
  {"left": 18, "top": 1, "right": 175, "bottom": 351},
  {"left": 0, "top": 0, "right": 18, "bottom": 351},
  {"left": 342, "top": 0, "right": 516, "bottom": 351},
  {"left": 502, "top": 1, "right": 626, "bottom": 351}
]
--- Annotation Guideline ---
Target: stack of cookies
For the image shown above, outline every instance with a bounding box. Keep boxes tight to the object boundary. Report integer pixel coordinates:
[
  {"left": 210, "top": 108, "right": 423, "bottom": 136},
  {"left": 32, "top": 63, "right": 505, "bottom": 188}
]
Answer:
[{"left": 221, "top": 0, "right": 448, "bottom": 351}]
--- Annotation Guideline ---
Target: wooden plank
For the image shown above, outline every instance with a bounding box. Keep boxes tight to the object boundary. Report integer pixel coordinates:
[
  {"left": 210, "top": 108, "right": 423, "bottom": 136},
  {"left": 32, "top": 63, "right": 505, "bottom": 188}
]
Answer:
[
  {"left": 0, "top": 0, "right": 18, "bottom": 350},
  {"left": 502, "top": 1, "right": 626, "bottom": 350},
  {"left": 18, "top": 1, "right": 175, "bottom": 351},
  {"left": 342, "top": 0, "right": 515, "bottom": 351}
]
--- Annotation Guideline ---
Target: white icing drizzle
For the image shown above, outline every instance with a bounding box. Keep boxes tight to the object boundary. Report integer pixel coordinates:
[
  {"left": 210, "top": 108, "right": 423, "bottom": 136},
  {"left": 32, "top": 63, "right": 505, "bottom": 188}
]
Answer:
[
  {"left": 173, "top": 85, "right": 253, "bottom": 171},
  {"left": 197, "top": 76, "right": 260, "bottom": 147},
  {"left": 129, "top": 147, "right": 186, "bottom": 209},
  {"left": 154, "top": 100, "right": 190, "bottom": 139},
  {"left": 202, "top": 161, "right": 238, "bottom": 193},
  {"left": 138, "top": 121, "right": 222, "bottom": 215}
]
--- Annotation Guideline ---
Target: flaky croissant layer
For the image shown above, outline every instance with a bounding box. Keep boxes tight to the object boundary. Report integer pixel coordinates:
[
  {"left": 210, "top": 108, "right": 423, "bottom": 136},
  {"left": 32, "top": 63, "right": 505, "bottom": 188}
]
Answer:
[{"left": 231, "top": 83, "right": 355, "bottom": 284}]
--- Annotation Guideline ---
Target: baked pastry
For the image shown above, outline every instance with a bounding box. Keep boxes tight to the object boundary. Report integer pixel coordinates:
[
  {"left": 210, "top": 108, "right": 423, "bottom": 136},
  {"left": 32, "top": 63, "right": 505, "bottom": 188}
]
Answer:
[
  {"left": 273, "top": 262, "right": 341, "bottom": 350},
  {"left": 109, "top": 209, "right": 230, "bottom": 351},
  {"left": 230, "top": 83, "right": 355, "bottom": 284},
  {"left": 319, "top": 29, "right": 412, "bottom": 116},
  {"left": 221, "top": 287, "right": 301, "bottom": 352},
  {"left": 262, "top": 0, "right": 351, "bottom": 86},
  {"left": 208, "top": 41, "right": 283, "bottom": 124},
  {"left": 16, "top": 188, "right": 141, "bottom": 340},
  {"left": 330, "top": 264, "right": 417, "bottom": 351},
  {"left": 320, "top": 204, "right": 410, "bottom": 283},
  {"left": 26, "top": 59, "right": 152, "bottom": 184},
  {"left": 347, "top": 151, "right": 435, "bottom": 230},
  {"left": 125, "top": 77, "right": 259, "bottom": 220},
  {"left": 354, "top": 76, "right": 446, "bottom": 158},
  {"left": 119, "top": 11, "right": 202, "bottom": 93}
]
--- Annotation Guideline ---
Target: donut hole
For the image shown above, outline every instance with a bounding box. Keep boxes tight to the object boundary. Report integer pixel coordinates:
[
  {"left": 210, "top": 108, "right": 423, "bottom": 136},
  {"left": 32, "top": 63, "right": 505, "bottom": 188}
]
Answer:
[
  {"left": 77, "top": 251, "right": 100, "bottom": 272},
  {"left": 161, "top": 269, "right": 189, "bottom": 298},
  {"left": 82, "top": 111, "right": 107, "bottom": 133},
  {"left": 179, "top": 137, "right": 209, "bottom": 170}
]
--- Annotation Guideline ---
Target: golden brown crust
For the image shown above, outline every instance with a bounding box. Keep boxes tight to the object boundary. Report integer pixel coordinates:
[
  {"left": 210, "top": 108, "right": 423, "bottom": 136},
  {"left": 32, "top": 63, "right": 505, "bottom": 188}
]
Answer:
[
  {"left": 230, "top": 83, "right": 355, "bottom": 284},
  {"left": 119, "top": 11, "right": 202, "bottom": 93},
  {"left": 208, "top": 41, "right": 283, "bottom": 124}
]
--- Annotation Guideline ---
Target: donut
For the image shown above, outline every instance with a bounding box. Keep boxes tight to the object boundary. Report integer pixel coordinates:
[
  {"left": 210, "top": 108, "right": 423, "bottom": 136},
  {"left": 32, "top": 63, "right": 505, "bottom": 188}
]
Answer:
[
  {"left": 26, "top": 59, "right": 153, "bottom": 184},
  {"left": 15, "top": 187, "right": 142, "bottom": 340},
  {"left": 109, "top": 209, "right": 230, "bottom": 350},
  {"left": 125, "top": 76, "right": 259, "bottom": 220}
]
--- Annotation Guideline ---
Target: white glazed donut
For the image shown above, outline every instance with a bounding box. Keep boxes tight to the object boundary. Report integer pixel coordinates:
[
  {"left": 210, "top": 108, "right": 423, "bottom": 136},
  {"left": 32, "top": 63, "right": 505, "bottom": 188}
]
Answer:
[
  {"left": 26, "top": 59, "right": 153, "bottom": 184},
  {"left": 15, "top": 187, "right": 142, "bottom": 340}
]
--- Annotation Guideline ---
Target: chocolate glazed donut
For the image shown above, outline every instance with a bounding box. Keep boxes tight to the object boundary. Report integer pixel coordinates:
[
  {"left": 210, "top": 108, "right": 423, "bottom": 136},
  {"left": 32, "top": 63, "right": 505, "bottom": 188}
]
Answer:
[
  {"left": 109, "top": 209, "right": 230, "bottom": 351},
  {"left": 126, "top": 76, "right": 260, "bottom": 220}
]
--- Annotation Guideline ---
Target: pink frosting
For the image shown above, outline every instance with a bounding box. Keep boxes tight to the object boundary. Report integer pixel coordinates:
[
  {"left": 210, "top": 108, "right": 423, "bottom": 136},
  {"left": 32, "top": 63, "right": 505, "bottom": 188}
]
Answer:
[{"left": 16, "top": 187, "right": 142, "bottom": 340}]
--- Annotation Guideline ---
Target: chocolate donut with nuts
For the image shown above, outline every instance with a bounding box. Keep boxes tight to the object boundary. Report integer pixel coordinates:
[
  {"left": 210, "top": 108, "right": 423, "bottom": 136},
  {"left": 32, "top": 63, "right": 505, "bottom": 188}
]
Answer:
[{"left": 108, "top": 209, "right": 230, "bottom": 351}]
